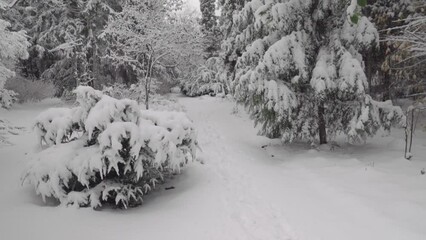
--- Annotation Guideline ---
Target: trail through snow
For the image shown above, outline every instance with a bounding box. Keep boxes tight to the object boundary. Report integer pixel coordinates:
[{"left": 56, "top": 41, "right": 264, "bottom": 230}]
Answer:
[
  {"left": 0, "top": 96, "right": 425, "bottom": 240},
  {"left": 180, "top": 96, "right": 426, "bottom": 240}
]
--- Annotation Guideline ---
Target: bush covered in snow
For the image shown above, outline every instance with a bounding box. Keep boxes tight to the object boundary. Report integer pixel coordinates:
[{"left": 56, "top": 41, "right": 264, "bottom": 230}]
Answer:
[
  {"left": 182, "top": 57, "right": 228, "bottom": 97},
  {"left": 0, "top": 118, "right": 24, "bottom": 146},
  {"left": 5, "top": 76, "right": 56, "bottom": 103},
  {"left": 149, "top": 95, "right": 186, "bottom": 112},
  {"left": 0, "top": 88, "right": 18, "bottom": 109},
  {"left": 102, "top": 83, "right": 146, "bottom": 103},
  {"left": 102, "top": 83, "right": 185, "bottom": 112},
  {"left": 24, "top": 86, "right": 197, "bottom": 209}
]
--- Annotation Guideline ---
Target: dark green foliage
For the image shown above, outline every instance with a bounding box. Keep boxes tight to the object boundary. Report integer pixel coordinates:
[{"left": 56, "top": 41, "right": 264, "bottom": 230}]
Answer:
[
  {"left": 350, "top": 13, "right": 359, "bottom": 24},
  {"left": 358, "top": 0, "right": 367, "bottom": 7}
]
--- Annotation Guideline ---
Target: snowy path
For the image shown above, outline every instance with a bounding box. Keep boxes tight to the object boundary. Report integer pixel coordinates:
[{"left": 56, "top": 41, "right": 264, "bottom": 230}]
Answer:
[
  {"left": 1, "top": 97, "right": 426, "bottom": 240},
  {"left": 180, "top": 96, "right": 426, "bottom": 240}
]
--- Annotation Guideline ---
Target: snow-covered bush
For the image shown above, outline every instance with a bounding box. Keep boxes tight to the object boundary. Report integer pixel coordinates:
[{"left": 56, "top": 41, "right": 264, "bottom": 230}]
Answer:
[
  {"left": 149, "top": 95, "right": 186, "bottom": 112},
  {"left": 24, "top": 86, "right": 197, "bottom": 209},
  {"left": 0, "top": 88, "right": 18, "bottom": 109},
  {"left": 102, "top": 83, "right": 185, "bottom": 112},
  {"left": 5, "top": 76, "right": 56, "bottom": 103},
  {"left": 182, "top": 57, "right": 228, "bottom": 97},
  {"left": 0, "top": 118, "right": 24, "bottom": 146},
  {"left": 102, "top": 83, "right": 146, "bottom": 103}
]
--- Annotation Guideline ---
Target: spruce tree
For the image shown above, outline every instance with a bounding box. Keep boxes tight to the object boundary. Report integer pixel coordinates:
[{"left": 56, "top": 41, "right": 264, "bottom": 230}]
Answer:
[
  {"left": 4, "top": 0, "right": 122, "bottom": 91},
  {"left": 200, "top": 0, "right": 216, "bottom": 32},
  {"left": 200, "top": 0, "right": 220, "bottom": 58},
  {"left": 222, "top": 0, "right": 405, "bottom": 144}
]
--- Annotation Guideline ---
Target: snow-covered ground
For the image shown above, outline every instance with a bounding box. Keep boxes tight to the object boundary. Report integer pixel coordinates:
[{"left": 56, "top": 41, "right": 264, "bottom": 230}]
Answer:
[{"left": 1, "top": 96, "right": 426, "bottom": 240}]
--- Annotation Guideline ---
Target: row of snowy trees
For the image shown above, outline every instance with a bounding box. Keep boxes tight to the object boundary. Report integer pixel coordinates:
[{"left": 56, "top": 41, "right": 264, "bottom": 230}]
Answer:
[{"left": 2, "top": 0, "right": 204, "bottom": 98}]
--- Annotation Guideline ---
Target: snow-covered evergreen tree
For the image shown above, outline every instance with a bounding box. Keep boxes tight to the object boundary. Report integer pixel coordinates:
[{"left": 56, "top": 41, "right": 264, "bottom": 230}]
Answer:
[
  {"left": 217, "top": 0, "right": 247, "bottom": 74},
  {"left": 4, "top": 0, "right": 122, "bottom": 90},
  {"left": 223, "top": 0, "right": 405, "bottom": 144},
  {"left": 200, "top": 0, "right": 220, "bottom": 58},
  {"left": 182, "top": 57, "right": 228, "bottom": 97},
  {"left": 24, "top": 86, "right": 197, "bottom": 208},
  {"left": 200, "top": 0, "right": 216, "bottom": 32},
  {"left": 0, "top": 1, "right": 29, "bottom": 108}
]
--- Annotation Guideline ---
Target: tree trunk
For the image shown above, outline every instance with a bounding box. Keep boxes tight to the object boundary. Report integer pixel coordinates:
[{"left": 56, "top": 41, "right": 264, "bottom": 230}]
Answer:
[
  {"left": 318, "top": 102, "right": 327, "bottom": 144},
  {"left": 145, "top": 76, "right": 150, "bottom": 110},
  {"left": 365, "top": 52, "right": 372, "bottom": 95}
]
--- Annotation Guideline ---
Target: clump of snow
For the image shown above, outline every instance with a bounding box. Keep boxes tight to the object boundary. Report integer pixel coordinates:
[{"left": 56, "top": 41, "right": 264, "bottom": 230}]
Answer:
[
  {"left": 346, "top": 0, "right": 358, "bottom": 21},
  {"left": 85, "top": 95, "right": 141, "bottom": 140},
  {"left": 261, "top": 31, "right": 307, "bottom": 81},
  {"left": 34, "top": 107, "right": 78, "bottom": 146},
  {"left": 337, "top": 51, "right": 367, "bottom": 95},
  {"left": 310, "top": 48, "right": 337, "bottom": 94},
  {"left": 342, "top": 16, "right": 379, "bottom": 51},
  {"left": 24, "top": 86, "right": 198, "bottom": 209},
  {"left": 73, "top": 86, "right": 103, "bottom": 111}
]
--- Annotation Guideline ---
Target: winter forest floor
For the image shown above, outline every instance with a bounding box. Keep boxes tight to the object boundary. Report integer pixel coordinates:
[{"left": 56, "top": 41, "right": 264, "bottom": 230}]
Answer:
[{"left": 1, "top": 96, "right": 426, "bottom": 240}]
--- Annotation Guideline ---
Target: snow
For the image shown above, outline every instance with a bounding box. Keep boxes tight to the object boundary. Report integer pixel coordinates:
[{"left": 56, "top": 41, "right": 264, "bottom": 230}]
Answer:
[
  {"left": 34, "top": 107, "right": 75, "bottom": 146},
  {"left": 310, "top": 48, "right": 337, "bottom": 93},
  {"left": 342, "top": 16, "right": 379, "bottom": 51},
  {"left": 338, "top": 51, "right": 367, "bottom": 94},
  {"left": 1, "top": 96, "right": 426, "bottom": 239},
  {"left": 262, "top": 31, "right": 307, "bottom": 79},
  {"left": 346, "top": 0, "right": 358, "bottom": 21},
  {"left": 85, "top": 95, "right": 141, "bottom": 139}
]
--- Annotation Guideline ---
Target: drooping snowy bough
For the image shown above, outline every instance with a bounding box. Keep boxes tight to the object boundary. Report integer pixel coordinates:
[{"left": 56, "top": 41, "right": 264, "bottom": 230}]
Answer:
[{"left": 24, "top": 86, "right": 197, "bottom": 209}]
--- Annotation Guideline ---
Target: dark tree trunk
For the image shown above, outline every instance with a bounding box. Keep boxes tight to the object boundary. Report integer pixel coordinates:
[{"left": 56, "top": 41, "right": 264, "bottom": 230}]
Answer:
[
  {"left": 145, "top": 77, "right": 150, "bottom": 110},
  {"left": 365, "top": 52, "right": 372, "bottom": 95},
  {"left": 318, "top": 102, "right": 327, "bottom": 144}
]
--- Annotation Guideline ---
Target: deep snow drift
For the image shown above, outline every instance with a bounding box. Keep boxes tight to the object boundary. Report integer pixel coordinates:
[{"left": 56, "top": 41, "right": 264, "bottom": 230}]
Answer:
[{"left": 1, "top": 96, "right": 426, "bottom": 240}]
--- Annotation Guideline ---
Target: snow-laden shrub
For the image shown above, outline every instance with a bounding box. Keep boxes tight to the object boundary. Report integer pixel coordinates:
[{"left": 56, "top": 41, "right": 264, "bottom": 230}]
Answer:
[
  {"left": 102, "top": 83, "right": 185, "bottom": 112},
  {"left": 24, "top": 86, "right": 197, "bottom": 209},
  {"left": 0, "top": 118, "right": 24, "bottom": 146},
  {"left": 149, "top": 95, "right": 186, "bottom": 112},
  {"left": 34, "top": 86, "right": 103, "bottom": 146},
  {"left": 4, "top": 76, "right": 56, "bottom": 103},
  {"left": 102, "top": 83, "right": 145, "bottom": 103},
  {"left": 182, "top": 57, "right": 228, "bottom": 97},
  {"left": 0, "top": 88, "right": 18, "bottom": 109}
]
